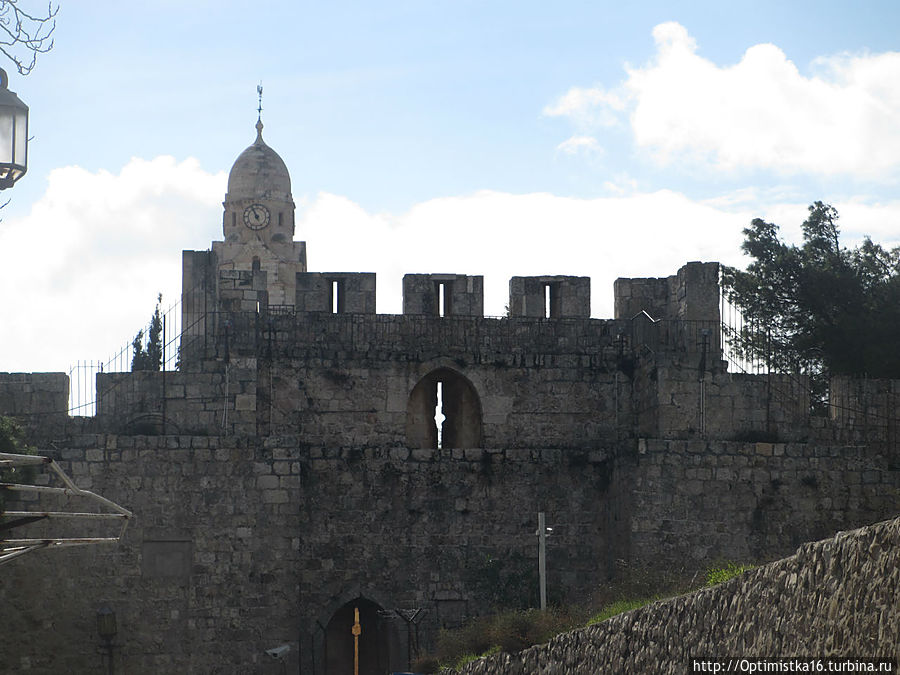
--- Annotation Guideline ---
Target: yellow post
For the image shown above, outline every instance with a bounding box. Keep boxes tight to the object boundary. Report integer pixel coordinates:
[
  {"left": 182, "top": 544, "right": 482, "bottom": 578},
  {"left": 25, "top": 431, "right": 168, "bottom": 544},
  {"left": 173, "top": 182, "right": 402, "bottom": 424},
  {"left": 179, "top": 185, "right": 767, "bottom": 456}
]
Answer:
[{"left": 352, "top": 606, "right": 361, "bottom": 675}]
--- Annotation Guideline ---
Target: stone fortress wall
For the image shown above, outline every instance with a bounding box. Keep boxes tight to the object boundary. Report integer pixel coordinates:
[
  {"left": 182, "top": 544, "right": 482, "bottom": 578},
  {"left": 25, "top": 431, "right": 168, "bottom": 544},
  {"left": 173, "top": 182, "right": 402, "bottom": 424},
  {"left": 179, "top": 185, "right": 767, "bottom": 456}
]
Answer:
[
  {"left": 1, "top": 261, "right": 898, "bottom": 673},
  {"left": 0, "top": 433, "right": 622, "bottom": 673},
  {"left": 2, "top": 118, "right": 898, "bottom": 672}
]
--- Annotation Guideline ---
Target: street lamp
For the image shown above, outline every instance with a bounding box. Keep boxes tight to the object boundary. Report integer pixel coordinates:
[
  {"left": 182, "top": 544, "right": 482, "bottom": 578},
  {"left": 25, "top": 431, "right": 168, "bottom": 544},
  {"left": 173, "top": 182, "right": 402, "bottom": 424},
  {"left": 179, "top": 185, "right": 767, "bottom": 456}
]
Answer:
[{"left": 0, "top": 67, "right": 27, "bottom": 189}]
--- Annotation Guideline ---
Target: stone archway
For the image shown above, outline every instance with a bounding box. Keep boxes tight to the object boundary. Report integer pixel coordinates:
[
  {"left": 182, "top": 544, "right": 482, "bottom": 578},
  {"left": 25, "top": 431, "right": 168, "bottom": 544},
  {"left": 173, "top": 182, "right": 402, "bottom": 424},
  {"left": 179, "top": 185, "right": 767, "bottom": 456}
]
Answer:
[
  {"left": 324, "top": 597, "right": 393, "bottom": 675},
  {"left": 406, "top": 367, "right": 483, "bottom": 449}
]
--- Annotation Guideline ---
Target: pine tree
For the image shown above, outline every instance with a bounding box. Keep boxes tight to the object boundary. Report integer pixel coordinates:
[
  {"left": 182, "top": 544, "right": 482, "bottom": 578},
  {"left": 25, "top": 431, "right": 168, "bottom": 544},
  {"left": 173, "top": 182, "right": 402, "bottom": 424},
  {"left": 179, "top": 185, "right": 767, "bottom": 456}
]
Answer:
[{"left": 131, "top": 294, "right": 164, "bottom": 372}]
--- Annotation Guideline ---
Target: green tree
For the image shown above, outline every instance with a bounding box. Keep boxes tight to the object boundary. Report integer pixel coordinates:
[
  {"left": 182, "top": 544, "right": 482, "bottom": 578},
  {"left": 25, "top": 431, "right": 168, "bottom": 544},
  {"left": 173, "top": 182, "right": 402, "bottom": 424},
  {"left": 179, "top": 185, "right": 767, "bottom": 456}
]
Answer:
[
  {"left": 722, "top": 202, "right": 900, "bottom": 405},
  {"left": 131, "top": 294, "right": 164, "bottom": 371}
]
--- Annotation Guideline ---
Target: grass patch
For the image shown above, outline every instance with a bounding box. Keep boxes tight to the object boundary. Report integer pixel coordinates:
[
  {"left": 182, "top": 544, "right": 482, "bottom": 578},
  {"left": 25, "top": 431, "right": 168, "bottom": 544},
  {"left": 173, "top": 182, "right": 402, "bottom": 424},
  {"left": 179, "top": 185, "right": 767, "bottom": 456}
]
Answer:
[
  {"left": 452, "top": 646, "right": 500, "bottom": 671},
  {"left": 586, "top": 596, "right": 659, "bottom": 626},
  {"left": 705, "top": 561, "right": 756, "bottom": 587}
]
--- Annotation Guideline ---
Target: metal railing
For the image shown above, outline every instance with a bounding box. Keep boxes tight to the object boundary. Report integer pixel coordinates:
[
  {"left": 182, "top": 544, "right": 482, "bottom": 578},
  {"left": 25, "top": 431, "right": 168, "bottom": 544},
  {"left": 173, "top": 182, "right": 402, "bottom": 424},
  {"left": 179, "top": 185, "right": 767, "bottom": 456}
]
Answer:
[{"left": 68, "top": 295, "right": 183, "bottom": 417}]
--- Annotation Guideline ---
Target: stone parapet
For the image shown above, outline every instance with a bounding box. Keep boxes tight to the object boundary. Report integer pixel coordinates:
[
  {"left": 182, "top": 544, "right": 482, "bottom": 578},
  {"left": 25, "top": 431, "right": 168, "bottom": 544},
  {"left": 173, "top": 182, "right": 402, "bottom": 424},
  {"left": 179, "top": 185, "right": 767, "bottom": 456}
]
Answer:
[{"left": 0, "top": 371, "right": 69, "bottom": 436}]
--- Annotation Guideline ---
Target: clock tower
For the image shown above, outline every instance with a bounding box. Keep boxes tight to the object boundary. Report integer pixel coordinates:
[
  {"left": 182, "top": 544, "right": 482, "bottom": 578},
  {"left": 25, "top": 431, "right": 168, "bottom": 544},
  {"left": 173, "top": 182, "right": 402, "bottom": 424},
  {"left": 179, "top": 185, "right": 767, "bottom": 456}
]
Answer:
[
  {"left": 222, "top": 118, "right": 298, "bottom": 246},
  {"left": 212, "top": 117, "right": 307, "bottom": 306}
]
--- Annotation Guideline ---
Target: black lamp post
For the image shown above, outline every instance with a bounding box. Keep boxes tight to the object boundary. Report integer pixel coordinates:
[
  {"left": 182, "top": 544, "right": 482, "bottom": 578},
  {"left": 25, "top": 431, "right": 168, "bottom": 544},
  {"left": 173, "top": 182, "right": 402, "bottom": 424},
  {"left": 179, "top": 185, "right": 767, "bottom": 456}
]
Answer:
[
  {"left": 96, "top": 606, "right": 117, "bottom": 675},
  {"left": 0, "top": 67, "right": 27, "bottom": 189}
]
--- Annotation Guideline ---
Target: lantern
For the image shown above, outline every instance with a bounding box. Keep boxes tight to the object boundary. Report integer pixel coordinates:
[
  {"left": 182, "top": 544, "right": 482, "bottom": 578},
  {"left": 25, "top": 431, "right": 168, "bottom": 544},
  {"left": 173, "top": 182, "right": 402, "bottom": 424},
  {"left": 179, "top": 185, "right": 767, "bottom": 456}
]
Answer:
[{"left": 0, "top": 68, "right": 28, "bottom": 189}]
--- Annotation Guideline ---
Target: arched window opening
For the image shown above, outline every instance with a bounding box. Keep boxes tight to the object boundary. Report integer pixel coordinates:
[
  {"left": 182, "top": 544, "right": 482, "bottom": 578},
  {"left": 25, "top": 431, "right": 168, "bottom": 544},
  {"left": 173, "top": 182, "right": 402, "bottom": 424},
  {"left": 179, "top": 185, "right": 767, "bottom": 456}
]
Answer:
[{"left": 406, "top": 368, "right": 482, "bottom": 449}]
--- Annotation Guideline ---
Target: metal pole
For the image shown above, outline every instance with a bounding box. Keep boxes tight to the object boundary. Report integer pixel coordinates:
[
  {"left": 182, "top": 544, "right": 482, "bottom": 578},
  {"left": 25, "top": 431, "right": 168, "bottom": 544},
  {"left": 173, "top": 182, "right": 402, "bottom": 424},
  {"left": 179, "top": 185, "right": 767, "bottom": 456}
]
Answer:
[
  {"left": 162, "top": 315, "right": 167, "bottom": 435},
  {"left": 352, "top": 607, "right": 361, "bottom": 675},
  {"left": 538, "top": 511, "right": 547, "bottom": 611}
]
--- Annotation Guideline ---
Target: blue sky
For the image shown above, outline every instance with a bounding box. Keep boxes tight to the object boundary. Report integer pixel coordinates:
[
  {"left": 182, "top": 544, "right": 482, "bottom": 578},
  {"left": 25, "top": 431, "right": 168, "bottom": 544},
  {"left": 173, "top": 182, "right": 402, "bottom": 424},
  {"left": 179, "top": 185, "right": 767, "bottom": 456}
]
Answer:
[{"left": 3, "top": 1, "right": 900, "bottom": 374}]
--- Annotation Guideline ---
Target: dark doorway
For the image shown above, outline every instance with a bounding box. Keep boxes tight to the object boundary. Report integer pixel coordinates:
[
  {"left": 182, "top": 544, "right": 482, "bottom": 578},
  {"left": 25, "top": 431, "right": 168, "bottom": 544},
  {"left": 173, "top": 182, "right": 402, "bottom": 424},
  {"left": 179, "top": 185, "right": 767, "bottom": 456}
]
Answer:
[{"left": 324, "top": 598, "right": 391, "bottom": 675}]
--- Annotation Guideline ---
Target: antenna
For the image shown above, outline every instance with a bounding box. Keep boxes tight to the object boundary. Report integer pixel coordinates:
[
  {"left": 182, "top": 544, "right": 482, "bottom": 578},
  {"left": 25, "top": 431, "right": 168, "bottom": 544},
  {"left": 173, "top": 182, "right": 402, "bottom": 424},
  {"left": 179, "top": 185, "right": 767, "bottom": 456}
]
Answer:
[{"left": 257, "top": 82, "right": 263, "bottom": 121}]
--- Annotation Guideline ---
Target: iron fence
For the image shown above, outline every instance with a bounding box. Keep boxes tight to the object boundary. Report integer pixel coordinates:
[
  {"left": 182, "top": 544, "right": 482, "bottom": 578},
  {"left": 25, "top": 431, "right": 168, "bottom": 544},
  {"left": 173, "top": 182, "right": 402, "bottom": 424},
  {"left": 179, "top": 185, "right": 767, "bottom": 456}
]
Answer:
[{"left": 67, "top": 295, "right": 183, "bottom": 417}]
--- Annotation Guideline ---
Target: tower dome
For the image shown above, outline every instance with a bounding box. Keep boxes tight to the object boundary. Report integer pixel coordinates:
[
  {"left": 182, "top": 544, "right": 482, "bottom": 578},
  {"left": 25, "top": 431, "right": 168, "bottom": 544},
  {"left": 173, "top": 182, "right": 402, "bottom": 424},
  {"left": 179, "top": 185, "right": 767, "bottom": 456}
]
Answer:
[
  {"left": 222, "top": 118, "right": 296, "bottom": 243},
  {"left": 225, "top": 119, "right": 292, "bottom": 201}
]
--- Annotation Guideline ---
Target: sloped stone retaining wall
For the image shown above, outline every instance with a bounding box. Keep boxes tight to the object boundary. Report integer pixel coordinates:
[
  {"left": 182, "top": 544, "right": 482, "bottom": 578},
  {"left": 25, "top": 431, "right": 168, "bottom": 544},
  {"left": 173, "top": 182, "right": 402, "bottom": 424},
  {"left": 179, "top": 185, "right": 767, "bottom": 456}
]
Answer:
[{"left": 458, "top": 515, "right": 900, "bottom": 674}]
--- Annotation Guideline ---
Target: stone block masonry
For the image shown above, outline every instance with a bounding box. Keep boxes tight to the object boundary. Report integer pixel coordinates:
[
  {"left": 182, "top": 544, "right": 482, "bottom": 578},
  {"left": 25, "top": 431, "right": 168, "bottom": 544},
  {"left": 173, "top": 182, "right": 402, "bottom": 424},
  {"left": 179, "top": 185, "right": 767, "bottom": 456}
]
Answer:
[
  {"left": 0, "top": 433, "right": 620, "bottom": 674},
  {"left": 457, "top": 514, "right": 900, "bottom": 674},
  {"left": 6, "top": 110, "right": 895, "bottom": 674},
  {"left": 0, "top": 372, "right": 68, "bottom": 432},
  {"left": 629, "top": 439, "right": 900, "bottom": 567},
  {"left": 3, "top": 431, "right": 894, "bottom": 673},
  {"left": 3, "top": 259, "right": 900, "bottom": 673},
  {"left": 508, "top": 276, "right": 590, "bottom": 319}
]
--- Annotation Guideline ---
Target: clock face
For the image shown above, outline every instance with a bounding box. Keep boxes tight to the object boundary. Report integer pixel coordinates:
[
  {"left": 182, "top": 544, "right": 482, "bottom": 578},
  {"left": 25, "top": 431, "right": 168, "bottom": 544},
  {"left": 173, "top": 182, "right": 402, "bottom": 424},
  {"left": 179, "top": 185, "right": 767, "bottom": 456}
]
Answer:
[{"left": 243, "top": 204, "right": 270, "bottom": 230}]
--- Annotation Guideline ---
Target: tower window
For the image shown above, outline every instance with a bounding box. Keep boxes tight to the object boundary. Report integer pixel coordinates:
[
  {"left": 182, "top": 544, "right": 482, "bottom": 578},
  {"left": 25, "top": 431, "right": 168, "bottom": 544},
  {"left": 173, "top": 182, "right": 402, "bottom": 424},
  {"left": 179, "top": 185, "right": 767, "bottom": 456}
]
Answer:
[
  {"left": 434, "top": 281, "right": 452, "bottom": 317},
  {"left": 543, "top": 283, "right": 559, "bottom": 318},
  {"left": 278, "top": 212, "right": 283, "bottom": 228},
  {"left": 329, "top": 279, "right": 344, "bottom": 314}
]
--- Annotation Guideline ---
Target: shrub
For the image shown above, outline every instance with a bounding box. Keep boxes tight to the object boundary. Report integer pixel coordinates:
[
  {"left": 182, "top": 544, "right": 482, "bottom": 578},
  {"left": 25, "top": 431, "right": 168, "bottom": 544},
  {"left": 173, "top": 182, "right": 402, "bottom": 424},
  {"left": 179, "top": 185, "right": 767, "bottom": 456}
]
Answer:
[
  {"left": 434, "top": 607, "right": 578, "bottom": 669},
  {"left": 409, "top": 656, "right": 441, "bottom": 674},
  {"left": 487, "top": 608, "right": 573, "bottom": 654}
]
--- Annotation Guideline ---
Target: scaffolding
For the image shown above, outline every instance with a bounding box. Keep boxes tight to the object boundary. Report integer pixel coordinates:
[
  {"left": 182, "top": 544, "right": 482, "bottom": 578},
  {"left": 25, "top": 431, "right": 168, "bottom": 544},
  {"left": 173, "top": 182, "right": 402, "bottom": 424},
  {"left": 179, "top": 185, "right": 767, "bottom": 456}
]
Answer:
[{"left": 0, "top": 452, "right": 132, "bottom": 565}]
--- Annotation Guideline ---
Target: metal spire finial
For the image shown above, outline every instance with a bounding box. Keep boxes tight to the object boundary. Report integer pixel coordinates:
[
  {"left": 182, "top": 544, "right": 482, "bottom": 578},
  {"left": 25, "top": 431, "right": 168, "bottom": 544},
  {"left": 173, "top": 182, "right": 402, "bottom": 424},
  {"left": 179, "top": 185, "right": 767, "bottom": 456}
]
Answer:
[
  {"left": 255, "top": 82, "right": 264, "bottom": 141},
  {"left": 257, "top": 82, "right": 263, "bottom": 121}
]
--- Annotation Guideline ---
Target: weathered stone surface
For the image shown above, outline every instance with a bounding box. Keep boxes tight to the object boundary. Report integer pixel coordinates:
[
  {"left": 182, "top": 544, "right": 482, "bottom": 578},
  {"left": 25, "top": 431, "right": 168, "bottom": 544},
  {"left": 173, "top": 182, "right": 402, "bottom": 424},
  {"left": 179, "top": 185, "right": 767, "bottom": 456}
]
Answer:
[
  {"left": 2, "top": 208, "right": 899, "bottom": 675},
  {"left": 0, "top": 435, "right": 623, "bottom": 674},
  {"left": 457, "top": 515, "right": 900, "bottom": 674}
]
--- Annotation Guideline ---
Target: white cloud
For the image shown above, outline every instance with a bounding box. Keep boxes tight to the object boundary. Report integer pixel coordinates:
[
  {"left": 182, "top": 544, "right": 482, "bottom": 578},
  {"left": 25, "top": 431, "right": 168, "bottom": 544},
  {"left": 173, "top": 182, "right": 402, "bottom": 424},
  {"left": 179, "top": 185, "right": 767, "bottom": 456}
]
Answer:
[
  {"left": 546, "top": 21, "right": 900, "bottom": 178},
  {"left": 302, "top": 187, "right": 750, "bottom": 319},
  {"left": 543, "top": 87, "right": 626, "bottom": 128},
  {"left": 5, "top": 154, "right": 899, "bottom": 376},
  {"left": 0, "top": 157, "right": 225, "bottom": 373},
  {"left": 555, "top": 135, "right": 603, "bottom": 156}
]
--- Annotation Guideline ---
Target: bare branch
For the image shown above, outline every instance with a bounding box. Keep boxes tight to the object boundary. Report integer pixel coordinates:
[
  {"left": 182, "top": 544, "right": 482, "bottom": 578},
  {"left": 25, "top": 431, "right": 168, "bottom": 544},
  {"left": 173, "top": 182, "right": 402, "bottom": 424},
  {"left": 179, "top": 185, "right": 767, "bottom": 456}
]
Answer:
[{"left": 0, "top": 1, "right": 57, "bottom": 75}]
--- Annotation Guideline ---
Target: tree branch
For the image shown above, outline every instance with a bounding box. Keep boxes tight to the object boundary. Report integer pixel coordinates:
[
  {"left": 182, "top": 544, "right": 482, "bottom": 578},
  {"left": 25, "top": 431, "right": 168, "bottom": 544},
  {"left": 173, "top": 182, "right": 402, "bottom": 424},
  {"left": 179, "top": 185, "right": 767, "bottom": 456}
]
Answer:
[{"left": 0, "top": 1, "right": 57, "bottom": 75}]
